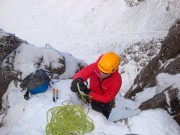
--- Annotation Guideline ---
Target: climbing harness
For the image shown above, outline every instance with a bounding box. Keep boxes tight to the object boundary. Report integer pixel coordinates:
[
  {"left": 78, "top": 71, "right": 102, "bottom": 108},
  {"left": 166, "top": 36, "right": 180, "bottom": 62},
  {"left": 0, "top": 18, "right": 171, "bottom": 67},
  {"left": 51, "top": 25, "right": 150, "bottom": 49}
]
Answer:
[{"left": 46, "top": 101, "right": 94, "bottom": 135}]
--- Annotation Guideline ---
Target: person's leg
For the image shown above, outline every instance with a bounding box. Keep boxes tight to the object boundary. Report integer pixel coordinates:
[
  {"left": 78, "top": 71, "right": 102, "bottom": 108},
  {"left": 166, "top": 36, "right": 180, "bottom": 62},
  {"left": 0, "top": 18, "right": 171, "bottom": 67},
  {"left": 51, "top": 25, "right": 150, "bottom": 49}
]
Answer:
[
  {"left": 91, "top": 100, "right": 104, "bottom": 112},
  {"left": 102, "top": 106, "right": 112, "bottom": 119},
  {"left": 91, "top": 100, "right": 112, "bottom": 119}
]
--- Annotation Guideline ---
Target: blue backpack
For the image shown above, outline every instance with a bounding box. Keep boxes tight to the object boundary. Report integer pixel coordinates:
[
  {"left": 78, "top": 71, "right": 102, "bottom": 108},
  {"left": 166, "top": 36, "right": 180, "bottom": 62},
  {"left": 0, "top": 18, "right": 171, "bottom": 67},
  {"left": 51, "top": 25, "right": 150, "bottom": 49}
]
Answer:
[{"left": 20, "top": 69, "right": 52, "bottom": 100}]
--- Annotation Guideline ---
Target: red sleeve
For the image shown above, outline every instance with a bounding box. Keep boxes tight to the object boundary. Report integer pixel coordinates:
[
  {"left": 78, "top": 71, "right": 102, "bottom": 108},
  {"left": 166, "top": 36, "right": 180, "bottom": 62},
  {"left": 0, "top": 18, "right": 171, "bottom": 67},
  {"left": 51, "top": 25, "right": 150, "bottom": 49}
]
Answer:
[
  {"left": 73, "top": 55, "right": 102, "bottom": 81},
  {"left": 73, "top": 62, "right": 96, "bottom": 81},
  {"left": 89, "top": 77, "right": 122, "bottom": 103}
]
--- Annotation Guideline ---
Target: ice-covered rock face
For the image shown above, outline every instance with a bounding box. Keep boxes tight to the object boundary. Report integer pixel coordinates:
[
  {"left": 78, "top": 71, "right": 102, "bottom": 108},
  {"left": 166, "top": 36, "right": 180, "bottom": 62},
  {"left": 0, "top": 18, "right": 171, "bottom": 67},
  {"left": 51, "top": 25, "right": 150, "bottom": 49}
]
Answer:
[
  {"left": 124, "top": 19, "right": 180, "bottom": 125},
  {"left": 0, "top": 29, "right": 25, "bottom": 111},
  {"left": 0, "top": 29, "right": 24, "bottom": 63},
  {"left": 2, "top": 44, "right": 66, "bottom": 78},
  {"left": 120, "top": 39, "right": 162, "bottom": 71},
  {"left": 125, "top": 0, "right": 145, "bottom": 7}
]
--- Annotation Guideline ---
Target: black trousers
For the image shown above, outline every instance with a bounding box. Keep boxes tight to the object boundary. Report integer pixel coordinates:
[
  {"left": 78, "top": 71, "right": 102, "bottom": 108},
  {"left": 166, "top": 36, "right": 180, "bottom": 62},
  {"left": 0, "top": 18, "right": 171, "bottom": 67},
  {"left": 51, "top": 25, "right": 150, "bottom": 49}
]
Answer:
[{"left": 91, "top": 100, "right": 115, "bottom": 119}]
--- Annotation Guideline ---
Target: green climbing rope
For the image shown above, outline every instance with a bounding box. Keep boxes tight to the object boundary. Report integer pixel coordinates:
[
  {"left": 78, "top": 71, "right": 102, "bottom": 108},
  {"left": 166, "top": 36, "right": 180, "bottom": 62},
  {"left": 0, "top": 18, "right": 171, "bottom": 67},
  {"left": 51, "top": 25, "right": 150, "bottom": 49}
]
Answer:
[{"left": 46, "top": 101, "right": 95, "bottom": 135}]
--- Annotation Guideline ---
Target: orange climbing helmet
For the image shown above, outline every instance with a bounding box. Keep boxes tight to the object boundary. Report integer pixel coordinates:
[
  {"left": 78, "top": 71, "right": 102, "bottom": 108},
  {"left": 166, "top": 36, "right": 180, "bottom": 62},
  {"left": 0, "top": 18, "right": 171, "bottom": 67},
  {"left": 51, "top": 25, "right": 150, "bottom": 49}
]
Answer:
[{"left": 98, "top": 51, "right": 121, "bottom": 74}]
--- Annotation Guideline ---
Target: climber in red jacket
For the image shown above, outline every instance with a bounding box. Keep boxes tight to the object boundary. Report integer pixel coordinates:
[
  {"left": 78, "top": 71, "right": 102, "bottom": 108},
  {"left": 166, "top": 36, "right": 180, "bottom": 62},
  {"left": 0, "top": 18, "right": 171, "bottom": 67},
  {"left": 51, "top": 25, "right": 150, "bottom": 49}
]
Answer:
[{"left": 70, "top": 51, "right": 122, "bottom": 119}]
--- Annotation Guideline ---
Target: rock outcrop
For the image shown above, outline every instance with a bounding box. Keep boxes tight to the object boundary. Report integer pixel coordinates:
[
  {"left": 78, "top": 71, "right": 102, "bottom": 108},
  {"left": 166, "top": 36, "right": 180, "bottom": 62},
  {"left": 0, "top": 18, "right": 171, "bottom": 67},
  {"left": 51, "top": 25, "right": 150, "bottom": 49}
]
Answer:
[
  {"left": 0, "top": 30, "right": 25, "bottom": 110},
  {"left": 0, "top": 29, "right": 86, "bottom": 112},
  {"left": 124, "top": 19, "right": 180, "bottom": 124}
]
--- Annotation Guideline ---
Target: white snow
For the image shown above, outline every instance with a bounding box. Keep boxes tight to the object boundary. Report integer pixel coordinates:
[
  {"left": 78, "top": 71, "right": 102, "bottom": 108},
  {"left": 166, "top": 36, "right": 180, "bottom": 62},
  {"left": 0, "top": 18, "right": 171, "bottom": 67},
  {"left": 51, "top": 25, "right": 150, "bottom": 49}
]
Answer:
[
  {"left": 156, "top": 73, "right": 180, "bottom": 92},
  {"left": 130, "top": 73, "right": 180, "bottom": 106},
  {"left": 0, "top": 0, "right": 180, "bottom": 135},
  {"left": 0, "top": 0, "right": 180, "bottom": 61}
]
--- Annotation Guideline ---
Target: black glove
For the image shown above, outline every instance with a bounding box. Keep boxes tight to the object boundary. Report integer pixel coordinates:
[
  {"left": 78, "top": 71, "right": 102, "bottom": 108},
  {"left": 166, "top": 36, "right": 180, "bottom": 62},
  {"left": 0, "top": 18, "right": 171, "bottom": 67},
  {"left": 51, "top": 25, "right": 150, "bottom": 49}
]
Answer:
[
  {"left": 71, "top": 78, "right": 83, "bottom": 92},
  {"left": 70, "top": 78, "right": 90, "bottom": 95}
]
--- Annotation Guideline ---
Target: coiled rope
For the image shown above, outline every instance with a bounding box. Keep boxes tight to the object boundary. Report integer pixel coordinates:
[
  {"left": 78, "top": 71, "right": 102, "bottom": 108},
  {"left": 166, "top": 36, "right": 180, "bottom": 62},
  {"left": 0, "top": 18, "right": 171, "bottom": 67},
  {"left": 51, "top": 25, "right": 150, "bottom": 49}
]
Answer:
[{"left": 46, "top": 100, "right": 95, "bottom": 135}]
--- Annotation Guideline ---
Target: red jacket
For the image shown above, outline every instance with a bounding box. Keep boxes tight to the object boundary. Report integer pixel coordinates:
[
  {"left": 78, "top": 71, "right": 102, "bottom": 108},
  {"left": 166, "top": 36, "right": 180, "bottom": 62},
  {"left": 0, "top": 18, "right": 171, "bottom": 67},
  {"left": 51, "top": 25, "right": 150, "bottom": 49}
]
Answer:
[{"left": 73, "top": 55, "right": 122, "bottom": 103}]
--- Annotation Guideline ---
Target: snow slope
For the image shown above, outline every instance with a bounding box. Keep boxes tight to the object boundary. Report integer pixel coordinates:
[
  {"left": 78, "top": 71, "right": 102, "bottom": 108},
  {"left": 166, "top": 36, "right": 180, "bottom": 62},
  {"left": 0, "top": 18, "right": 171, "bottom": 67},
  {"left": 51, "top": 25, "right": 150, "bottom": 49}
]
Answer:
[{"left": 0, "top": 0, "right": 180, "bottom": 62}]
